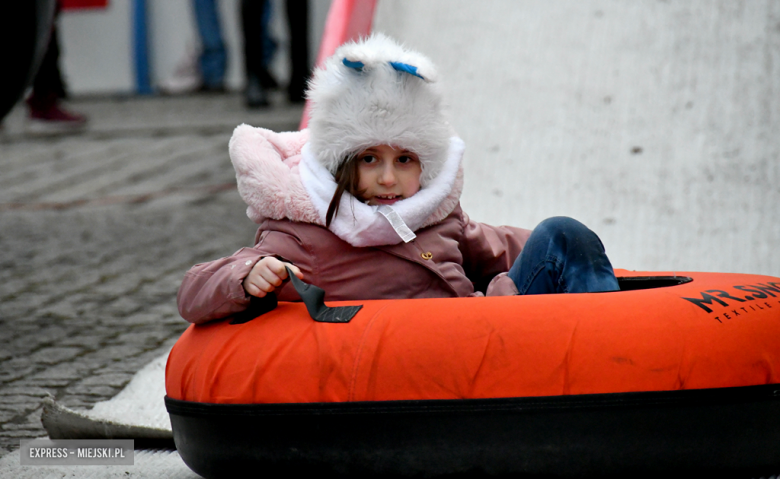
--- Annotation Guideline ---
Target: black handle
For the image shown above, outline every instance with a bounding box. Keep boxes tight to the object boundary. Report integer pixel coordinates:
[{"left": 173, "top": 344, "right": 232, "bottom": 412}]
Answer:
[
  {"left": 230, "top": 267, "right": 362, "bottom": 324},
  {"left": 285, "top": 267, "right": 362, "bottom": 323}
]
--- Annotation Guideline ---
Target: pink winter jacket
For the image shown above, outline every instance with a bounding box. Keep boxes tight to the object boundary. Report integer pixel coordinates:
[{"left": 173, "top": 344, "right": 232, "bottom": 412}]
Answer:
[{"left": 177, "top": 126, "right": 531, "bottom": 324}]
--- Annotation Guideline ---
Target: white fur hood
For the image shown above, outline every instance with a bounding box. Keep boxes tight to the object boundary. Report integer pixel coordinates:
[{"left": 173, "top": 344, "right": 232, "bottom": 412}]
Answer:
[
  {"left": 229, "top": 124, "right": 465, "bottom": 247},
  {"left": 307, "top": 33, "right": 453, "bottom": 187}
]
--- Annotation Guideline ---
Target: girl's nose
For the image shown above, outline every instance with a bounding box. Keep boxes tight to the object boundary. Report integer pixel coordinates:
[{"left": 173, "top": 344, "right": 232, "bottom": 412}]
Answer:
[{"left": 378, "top": 162, "right": 397, "bottom": 185}]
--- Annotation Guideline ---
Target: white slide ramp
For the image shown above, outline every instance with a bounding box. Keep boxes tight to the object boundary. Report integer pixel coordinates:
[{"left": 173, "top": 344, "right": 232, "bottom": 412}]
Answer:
[{"left": 374, "top": 0, "right": 779, "bottom": 276}]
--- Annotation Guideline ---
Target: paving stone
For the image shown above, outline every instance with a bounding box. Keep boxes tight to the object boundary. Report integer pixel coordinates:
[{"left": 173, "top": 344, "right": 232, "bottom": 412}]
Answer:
[
  {"left": 3, "top": 336, "right": 51, "bottom": 356},
  {"left": 146, "top": 302, "right": 183, "bottom": 319},
  {"left": 27, "top": 347, "right": 83, "bottom": 365},
  {"left": 29, "top": 363, "right": 91, "bottom": 382},
  {"left": 83, "top": 344, "right": 147, "bottom": 363},
  {"left": 0, "top": 414, "right": 19, "bottom": 427},
  {"left": 160, "top": 315, "right": 186, "bottom": 326},
  {"left": 109, "top": 331, "right": 163, "bottom": 347},
  {"left": 66, "top": 384, "right": 120, "bottom": 397},
  {"left": 58, "top": 396, "right": 99, "bottom": 410},
  {"left": 121, "top": 312, "right": 164, "bottom": 326},
  {"left": 0, "top": 282, "right": 28, "bottom": 299},
  {"left": 24, "top": 377, "right": 71, "bottom": 388},
  {"left": 113, "top": 323, "right": 183, "bottom": 342},
  {"left": 0, "top": 366, "right": 39, "bottom": 383},
  {"left": 78, "top": 374, "right": 132, "bottom": 388},
  {"left": 0, "top": 395, "right": 51, "bottom": 406},
  {"left": 57, "top": 334, "right": 109, "bottom": 348},
  {"left": 0, "top": 403, "right": 28, "bottom": 414},
  {"left": 1, "top": 411, "right": 43, "bottom": 430},
  {"left": 65, "top": 354, "right": 115, "bottom": 372},
  {"left": 0, "top": 387, "right": 50, "bottom": 398},
  {"left": 95, "top": 351, "right": 172, "bottom": 376},
  {"left": 0, "top": 303, "right": 37, "bottom": 321},
  {"left": 100, "top": 299, "right": 144, "bottom": 318},
  {"left": 0, "top": 428, "right": 46, "bottom": 439},
  {"left": 50, "top": 297, "right": 103, "bottom": 317},
  {"left": 18, "top": 326, "right": 70, "bottom": 348},
  {"left": 35, "top": 303, "right": 80, "bottom": 320},
  {"left": 4, "top": 293, "right": 52, "bottom": 311}
]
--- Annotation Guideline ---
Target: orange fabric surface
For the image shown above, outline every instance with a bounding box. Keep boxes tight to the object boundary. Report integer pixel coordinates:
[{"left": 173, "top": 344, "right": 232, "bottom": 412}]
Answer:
[{"left": 166, "top": 272, "right": 780, "bottom": 404}]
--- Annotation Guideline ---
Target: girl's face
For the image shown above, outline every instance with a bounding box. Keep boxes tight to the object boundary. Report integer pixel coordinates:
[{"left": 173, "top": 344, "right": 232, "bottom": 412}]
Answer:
[{"left": 355, "top": 145, "right": 422, "bottom": 206}]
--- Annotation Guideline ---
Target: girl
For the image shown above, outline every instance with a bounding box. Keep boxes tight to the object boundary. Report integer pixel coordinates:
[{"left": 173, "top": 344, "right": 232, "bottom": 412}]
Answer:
[{"left": 177, "top": 34, "right": 619, "bottom": 324}]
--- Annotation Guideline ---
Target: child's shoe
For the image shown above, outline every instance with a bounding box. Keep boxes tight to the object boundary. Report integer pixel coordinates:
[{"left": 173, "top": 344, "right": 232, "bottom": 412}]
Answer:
[{"left": 159, "top": 42, "right": 203, "bottom": 95}]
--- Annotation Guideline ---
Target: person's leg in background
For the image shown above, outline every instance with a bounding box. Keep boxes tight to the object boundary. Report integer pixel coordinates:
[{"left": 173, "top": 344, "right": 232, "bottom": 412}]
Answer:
[
  {"left": 285, "top": 0, "right": 309, "bottom": 103},
  {"left": 259, "top": 1, "right": 278, "bottom": 90},
  {"left": 241, "top": 0, "right": 270, "bottom": 108},
  {"left": 26, "top": 2, "right": 87, "bottom": 130},
  {"left": 507, "top": 216, "right": 620, "bottom": 295},
  {"left": 192, "top": 0, "right": 227, "bottom": 92}
]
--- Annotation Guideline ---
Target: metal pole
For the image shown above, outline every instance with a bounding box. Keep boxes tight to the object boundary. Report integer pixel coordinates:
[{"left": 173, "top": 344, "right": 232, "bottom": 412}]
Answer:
[{"left": 133, "top": 0, "right": 152, "bottom": 94}]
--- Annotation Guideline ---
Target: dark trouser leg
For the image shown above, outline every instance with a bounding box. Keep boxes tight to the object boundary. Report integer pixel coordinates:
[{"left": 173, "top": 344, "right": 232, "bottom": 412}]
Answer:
[
  {"left": 29, "top": 5, "right": 65, "bottom": 110},
  {"left": 241, "top": 0, "right": 265, "bottom": 80},
  {"left": 241, "top": 0, "right": 270, "bottom": 107},
  {"left": 507, "top": 217, "right": 619, "bottom": 294},
  {"left": 192, "top": 0, "right": 226, "bottom": 89},
  {"left": 285, "top": 0, "right": 309, "bottom": 102}
]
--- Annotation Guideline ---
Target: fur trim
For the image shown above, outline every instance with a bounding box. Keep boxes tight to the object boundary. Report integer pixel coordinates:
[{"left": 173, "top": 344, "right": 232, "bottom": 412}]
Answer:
[
  {"left": 229, "top": 124, "right": 319, "bottom": 224},
  {"left": 306, "top": 33, "right": 452, "bottom": 187},
  {"left": 229, "top": 124, "right": 464, "bottom": 246}
]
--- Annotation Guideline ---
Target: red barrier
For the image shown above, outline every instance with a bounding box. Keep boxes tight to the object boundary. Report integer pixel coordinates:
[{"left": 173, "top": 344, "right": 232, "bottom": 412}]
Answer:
[
  {"left": 299, "top": 0, "right": 377, "bottom": 129},
  {"left": 61, "top": 0, "right": 108, "bottom": 10}
]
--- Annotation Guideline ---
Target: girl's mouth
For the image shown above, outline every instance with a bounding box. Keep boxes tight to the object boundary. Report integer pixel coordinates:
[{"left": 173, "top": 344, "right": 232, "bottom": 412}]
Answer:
[{"left": 372, "top": 194, "right": 402, "bottom": 205}]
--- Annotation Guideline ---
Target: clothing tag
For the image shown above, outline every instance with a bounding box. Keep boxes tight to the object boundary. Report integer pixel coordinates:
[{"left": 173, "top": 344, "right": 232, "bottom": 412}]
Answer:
[{"left": 377, "top": 205, "right": 417, "bottom": 243}]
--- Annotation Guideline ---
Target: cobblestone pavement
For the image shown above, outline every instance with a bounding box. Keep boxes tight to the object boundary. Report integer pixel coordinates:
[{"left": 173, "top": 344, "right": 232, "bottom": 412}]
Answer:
[{"left": 0, "top": 93, "right": 303, "bottom": 457}]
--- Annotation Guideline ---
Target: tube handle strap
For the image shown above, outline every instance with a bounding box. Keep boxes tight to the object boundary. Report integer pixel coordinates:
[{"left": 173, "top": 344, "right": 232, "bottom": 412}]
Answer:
[
  {"left": 230, "top": 267, "right": 362, "bottom": 324},
  {"left": 285, "top": 267, "right": 362, "bottom": 323}
]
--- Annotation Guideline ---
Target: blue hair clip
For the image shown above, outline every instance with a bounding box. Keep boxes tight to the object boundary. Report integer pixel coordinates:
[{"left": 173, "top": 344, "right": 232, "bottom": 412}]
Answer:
[
  {"left": 342, "top": 58, "right": 365, "bottom": 71},
  {"left": 389, "top": 61, "right": 424, "bottom": 80}
]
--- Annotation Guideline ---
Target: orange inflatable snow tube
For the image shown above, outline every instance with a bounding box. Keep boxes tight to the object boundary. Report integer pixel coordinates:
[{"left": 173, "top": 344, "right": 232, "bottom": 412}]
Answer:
[
  {"left": 165, "top": 271, "right": 780, "bottom": 478},
  {"left": 166, "top": 270, "right": 780, "bottom": 403}
]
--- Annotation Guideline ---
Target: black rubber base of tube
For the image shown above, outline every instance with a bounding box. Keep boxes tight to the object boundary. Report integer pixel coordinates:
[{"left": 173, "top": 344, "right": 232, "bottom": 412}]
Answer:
[{"left": 166, "top": 383, "right": 780, "bottom": 479}]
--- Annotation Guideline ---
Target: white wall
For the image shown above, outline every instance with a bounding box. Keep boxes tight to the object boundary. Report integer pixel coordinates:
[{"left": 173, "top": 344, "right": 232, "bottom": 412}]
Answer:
[
  {"left": 54, "top": 0, "right": 780, "bottom": 276},
  {"left": 58, "top": 0, "right": 331, "bottom": 94},
  {"left": 59, "top": 1, "right": 135, "bottom": 94},
  {"left": 374, "top": 0, "right": 780, "bottom": 276}
]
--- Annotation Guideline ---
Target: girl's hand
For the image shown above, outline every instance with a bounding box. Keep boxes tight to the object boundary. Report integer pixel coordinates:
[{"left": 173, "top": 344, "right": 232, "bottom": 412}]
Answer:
[{"left": 243, "top": 257, "right": 303, "bottom": 298}]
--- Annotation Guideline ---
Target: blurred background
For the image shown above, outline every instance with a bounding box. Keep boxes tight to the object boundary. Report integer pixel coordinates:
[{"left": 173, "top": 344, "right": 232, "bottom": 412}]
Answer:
[
  {"left": 3, "top": 0, "right": 778, "bottom": 276},
  {"left": 32, "top": 0, "right": 330, "bottom": 96}
]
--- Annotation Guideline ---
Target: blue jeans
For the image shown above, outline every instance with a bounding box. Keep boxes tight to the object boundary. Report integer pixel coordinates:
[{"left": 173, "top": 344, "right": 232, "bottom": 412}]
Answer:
[
  {"left": 507, "top": 217, "right": 619, "bottom": 294},
  {"left": 193, "top": 0, "right": 227, "bottom": 88}
]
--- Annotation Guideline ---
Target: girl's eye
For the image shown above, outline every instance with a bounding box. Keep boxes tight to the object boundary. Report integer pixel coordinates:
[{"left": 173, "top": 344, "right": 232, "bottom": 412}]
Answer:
[
  {"left": 360, "top": 155, "right": 376, "bottom": 164},
  {"left": 397, "top": 155, "right": 416, "bottom": 164}
]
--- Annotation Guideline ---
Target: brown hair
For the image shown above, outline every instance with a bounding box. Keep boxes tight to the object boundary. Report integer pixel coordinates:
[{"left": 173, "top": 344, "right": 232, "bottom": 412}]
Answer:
[{"left": 325, "top": 154, "right": 366, "bottom": 227}]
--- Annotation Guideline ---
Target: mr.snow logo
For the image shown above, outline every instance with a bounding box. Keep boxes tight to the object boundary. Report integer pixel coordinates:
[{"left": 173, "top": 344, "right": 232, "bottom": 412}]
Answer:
[{"left": 682, "top": 281, "right": 780, "bottom": 323}]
